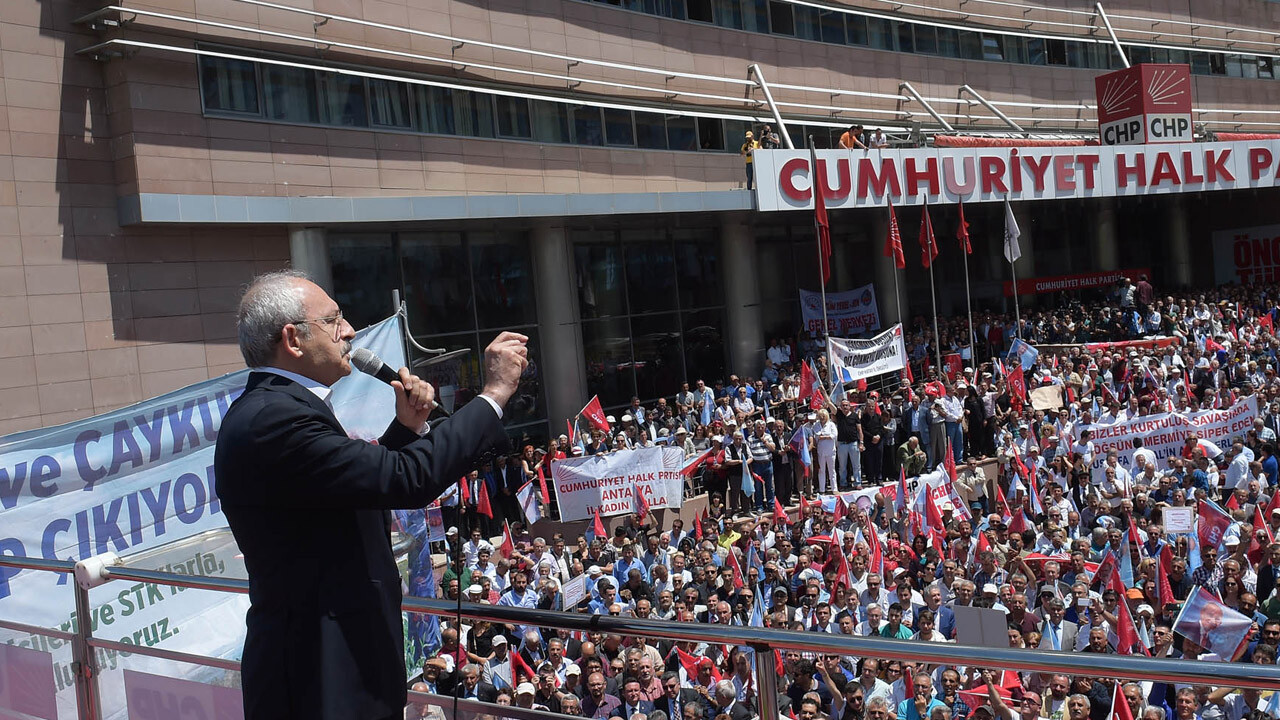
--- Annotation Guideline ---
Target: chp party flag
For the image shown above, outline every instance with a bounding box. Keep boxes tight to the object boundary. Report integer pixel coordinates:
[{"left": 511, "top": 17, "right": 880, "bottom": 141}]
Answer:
[
  {"left": 517, "top": 481, "right": 542, "bottom": 525},
  {"left": 581, "top": 395, "right": 610, "bottom": 433},
  {"left": 956, "top": 201, "right": 972, "bottom": 254},
  {"left": 1197, "top": 499, "right": 1233, "bottom": 551},
  {"left": 1173, "top": 586, "right": 1253, "bottom": 660}
]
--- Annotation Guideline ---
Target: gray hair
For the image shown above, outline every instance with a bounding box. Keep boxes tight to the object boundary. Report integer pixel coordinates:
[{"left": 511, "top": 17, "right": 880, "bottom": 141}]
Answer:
[
  {"left": 237, "top": 270, "right": 311, "bottom": 367},
  {"left": 714, "top": 679, "right": 736, "bottom": 700},
  {"left": 867, "top": 697, "right": 891, "bottom": 713}
]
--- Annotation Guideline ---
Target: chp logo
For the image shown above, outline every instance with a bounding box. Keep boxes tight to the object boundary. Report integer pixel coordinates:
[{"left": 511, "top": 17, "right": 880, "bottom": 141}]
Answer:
[
  {"left": 860, "top": 289, "right": 873, "bottom": 306},
  {"left": 1095, "top": 64, "right": 1193, "bottom": 145},
  {"left": 803, "top": 294, "right": 823, "bottom": 312}
]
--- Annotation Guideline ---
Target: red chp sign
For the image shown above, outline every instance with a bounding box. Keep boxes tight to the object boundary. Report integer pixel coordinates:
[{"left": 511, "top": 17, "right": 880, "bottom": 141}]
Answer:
[{"left": 1095, "top": 64, "right": 1193, "bottom": 145}]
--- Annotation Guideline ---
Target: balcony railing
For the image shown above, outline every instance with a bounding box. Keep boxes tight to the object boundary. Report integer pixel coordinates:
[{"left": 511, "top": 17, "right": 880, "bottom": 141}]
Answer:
[{"left": 1, "top": 552, "right": 1278, "bottom": 720}]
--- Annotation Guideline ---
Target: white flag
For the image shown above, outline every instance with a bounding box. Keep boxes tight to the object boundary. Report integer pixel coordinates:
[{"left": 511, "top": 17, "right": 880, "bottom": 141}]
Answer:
[
  {"left": 517, "top": 481, "right": 542, "bottom": 525},
  {"left": 1003, "top": 198, "right": 1022, "bottom": 263}
]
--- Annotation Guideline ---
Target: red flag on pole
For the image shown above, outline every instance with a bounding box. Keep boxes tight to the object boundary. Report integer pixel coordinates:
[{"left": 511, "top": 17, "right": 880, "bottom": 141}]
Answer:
[
  {"left": 581, "top": 395, "right": 610, "bottom": 433},
  {"left": 799, "top": 360, "right": 817, "bottom": 403},
  {"left": 918, "top": 198, "right": 938, "bottom": 268},
  {"left": 956, "top": 201, "right": 972, "bottom": 254},
  {"left": 634, "top": 488, "right": 650, "bottom": 522},
  {"left": 536, "top": 465, "right": 551, "bottom": 505},
  {"left": 498, "top": 520, "right": 515, "bottom": 559},
  {"left": 1111, "top": 681, "right": 1137, "bottom": 720},
  {"left": 477, "top": 479, "right": 493, "bottom": 519},
  {"left": 774, "top": 496, "right": 790, "bottom": 525},
  {"left": 592, "top": 507, "right": 607, "bottom": 540},
  {"left": 459, "top": 476, "right": 471, "bottom": 505},
  {"left": 725, "top": 549, "right": 746, "bottom": 590},
  {"left": 884, "top": 198, "right": 905, "bottom": 270},
  {"left": 510, "top": 648, "right": 536, "bottom": 683},
  {"left": 566, "top": 418, "right": 576, "bottom": 447},
  {"left": 810, "top": 146, "right": 832, "bottom": 283}
]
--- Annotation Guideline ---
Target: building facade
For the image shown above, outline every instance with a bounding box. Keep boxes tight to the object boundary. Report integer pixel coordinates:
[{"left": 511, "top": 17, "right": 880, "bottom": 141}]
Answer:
[{"left": 4, "top": 0, "right": 1280, "bottom": 441}]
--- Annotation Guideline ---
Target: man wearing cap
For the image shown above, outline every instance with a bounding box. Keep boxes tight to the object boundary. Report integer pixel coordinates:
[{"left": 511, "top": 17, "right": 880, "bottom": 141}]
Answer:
[
  {"left": 513, "top": 682, "right": 547, "bottom": 711},
  {"left": 482, "top": 634, "right": 514, "bottom": 691}
]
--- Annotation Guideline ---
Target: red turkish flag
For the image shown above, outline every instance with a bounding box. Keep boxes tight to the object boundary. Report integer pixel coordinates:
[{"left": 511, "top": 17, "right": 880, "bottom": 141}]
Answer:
[
  {"left": 918, "top": 199, "right": 938, "bottom": 268},
  {"left": 498, "top": 521, "right": 515, "bottom": 559},
  {"left": 956, "top": 201, "right": 972, "bottom": 254},
  {"left": 884, "top": 198, "right": 905, "bottom": 270},
  {"left": 811, "top": 147, "right": 833, "bottom": 283},
  {"left": 477, "top": 479, "right": 493, "bottom": 519}
]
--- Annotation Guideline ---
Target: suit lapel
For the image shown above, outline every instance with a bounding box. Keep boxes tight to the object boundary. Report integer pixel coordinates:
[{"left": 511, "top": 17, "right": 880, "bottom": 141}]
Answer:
[{"left": 248, "top": 371, "right": 342, "bottom": 427}]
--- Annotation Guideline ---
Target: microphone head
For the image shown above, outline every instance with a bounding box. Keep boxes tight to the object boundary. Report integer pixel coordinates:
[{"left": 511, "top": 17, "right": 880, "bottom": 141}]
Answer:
[{"left": 349, "top": 347, "right": 382, "bottom": 375}]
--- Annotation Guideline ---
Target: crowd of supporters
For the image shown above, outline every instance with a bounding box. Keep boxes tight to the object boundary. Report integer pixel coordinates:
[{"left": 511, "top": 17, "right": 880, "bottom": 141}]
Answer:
[{"left": 402, "top": 276, "right": 1280, "bottom": 720}]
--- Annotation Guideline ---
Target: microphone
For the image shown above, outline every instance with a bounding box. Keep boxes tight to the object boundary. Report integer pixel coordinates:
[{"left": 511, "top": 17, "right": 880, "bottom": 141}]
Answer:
[{"left": 350, "top": 348, "right": 451, "bottom": 418}]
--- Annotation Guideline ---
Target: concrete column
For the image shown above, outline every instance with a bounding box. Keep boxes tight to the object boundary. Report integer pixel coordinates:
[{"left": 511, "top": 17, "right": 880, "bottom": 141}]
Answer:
[
  {"left": 530, "top": 223, "right": 588, "bottom": 428},
  {"left": 722, "top": 217, "right": 764, "bottom": 377},
  {"left": 1166, "top": 197, "right": 1192, "bottom": 288},
  {"left": 869, "top": 211, "right": 903, "bottom": 327},
  {"left": 289, "top": 226, "right": 332, "bottom": 293},
  {"left": 1094, "top": 199, "right": 1119, "bottom": 271}
]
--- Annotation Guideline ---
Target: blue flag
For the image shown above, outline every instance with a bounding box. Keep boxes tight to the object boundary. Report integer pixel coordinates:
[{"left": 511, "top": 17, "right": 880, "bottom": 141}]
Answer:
[
  {"left": 701, "top": 392, "right": 713, "bottom": 426},
  {"left": 740, "top": 428, "right": 755, "bottom": 498},
  {"left": 1118, "top": 531, "right": 1135, "bottom": 587}
]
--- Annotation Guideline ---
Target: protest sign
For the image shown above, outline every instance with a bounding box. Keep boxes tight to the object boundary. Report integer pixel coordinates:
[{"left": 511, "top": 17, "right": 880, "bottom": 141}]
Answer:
[
  {"left": 1030, "top": 386, "right": 1064, "bottom": 412},
  {"left": 552, "top": 447, "right": 681, "bottom": 521},
  {"left": 0, "top": 315, "right": 405, "bottom": 720},
  {"left": 828, "top": 324, "right": 908, "bottom": 384},
  {"left": 800, "top": 284, "right": 880, "bottom": 336},
  {"left": 955, "top": 605, "right": 1012, "bottom": 649},
  {"left": 1213, "top": 223, "right": 1280, "bottom": 285},
  {"left": 426, "top": 505, "right": 447, "bottom": 543},
  {"left": 1072, "top": 396, "right": 1257, "bottom": 485},
  {"left": 0, "top": 643, "right": 57, "bottom": 720},
  {"left": 1162, "top": 506, "right": 1195, "bottom": 534},
  {"left": 561, "top": 573, "right": 589, "bottom": 610}
]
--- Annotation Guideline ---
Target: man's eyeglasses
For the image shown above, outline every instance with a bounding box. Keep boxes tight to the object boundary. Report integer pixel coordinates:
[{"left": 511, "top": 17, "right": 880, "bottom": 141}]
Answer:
[{"left": 294, "top": 311, "right": 345, "bottom": 341}]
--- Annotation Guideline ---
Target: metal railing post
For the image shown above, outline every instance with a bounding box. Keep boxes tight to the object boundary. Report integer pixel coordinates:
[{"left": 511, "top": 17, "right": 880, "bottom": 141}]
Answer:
[
  {"left": 72, "top": 581, "right": 103, "bottom": 720},
  {"left": 752, "top": 642, "right": 780, "bottom": 720},
  {"left": 1095, "top": 3, "right": 1131, "bottom": 68},
  {"left": 748, "top": 64, "right": 795, "bottom": 149},
  {"left": 898, "top": 81, "right": 956, "bottom": 132}
]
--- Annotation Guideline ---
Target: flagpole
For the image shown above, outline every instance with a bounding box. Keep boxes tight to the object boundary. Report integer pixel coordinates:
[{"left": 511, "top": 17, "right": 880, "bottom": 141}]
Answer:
[
  {"left": 963, "top": 250, "right": 975, "bottom": 370},
  {"left": 811, "top": 135, "right": 834, "bottom": 394},
  {"left": 1005, "top": 196, "right": 1023, "bottom": 342},
  {"left": 924, "top": 199, "right": 943, "bottom": 373},
  {"left": 1010, "top": 255, "right": 1022, "bottom": 341}
]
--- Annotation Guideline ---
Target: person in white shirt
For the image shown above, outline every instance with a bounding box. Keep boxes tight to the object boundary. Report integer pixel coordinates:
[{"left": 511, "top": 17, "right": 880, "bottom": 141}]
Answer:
[
  {"left": 815, "top": 408, "right": 839, "bottom": 494},
  {"left": 1224, "top": 441, "right": 1252, "bottom": 489},
  {"left": 1131, "top": 438, "right": 1157, "bottom": 471}
]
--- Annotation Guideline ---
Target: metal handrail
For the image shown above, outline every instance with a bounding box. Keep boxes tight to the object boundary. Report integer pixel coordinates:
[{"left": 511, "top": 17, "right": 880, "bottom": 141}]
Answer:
[
  {"left": 3, "top": 554, "right": 1279, "bottom": 695},
  {"left": 0, "top": 552, "right": 1272, "bottom": 720}
]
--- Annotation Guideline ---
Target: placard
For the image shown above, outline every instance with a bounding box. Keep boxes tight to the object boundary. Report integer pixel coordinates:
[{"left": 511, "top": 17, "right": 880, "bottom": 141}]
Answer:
[
  {"left": 561, "top": 573, "right": 589, "bottom": 610},
  {"left": 954, "top": 605, "right": 1012, "bottom": 649},
  {"left": 1163, "top": 506, "right": 1195, "bottom": 534}
]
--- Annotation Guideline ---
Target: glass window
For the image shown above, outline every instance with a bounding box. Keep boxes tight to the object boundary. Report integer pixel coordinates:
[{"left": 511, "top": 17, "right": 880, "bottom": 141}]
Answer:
[
  {"left": 724, "top": 120, "right": 753, "bottom": 151},
  {"left": 819, "top": 10, "right": 845, "bottom": 44},
  {"left": 603, "top": 108, "right": 635, "bottom": 146},
  {"left": 1260, "top": 57, "right": 1274, "bottom": 80},
  {"left": 470, "top": 232, "right": 536, "bottom": 329},
  {"left": 1190, "top": 52, "right": 1211, "bottom": 75},
  {"left": 316, "top": 72, "right": 368, "bottom": 127},
  {"left": 959, "top": 31, "right": 982, "bottom": 60},
  {"left": 682, "top": 309, "right": 726, "bottom": 385},
  {"left": 1005, "top": 36, "right": 1026, "bottom": 64},
  {"left": 1128, "top": 46, "right": 1152, "bottom": 65},
  {"left": 697, "top": 118, "right": 725, "bottom": 151},
  {"left": 1167, "top": 49, "right": 1189, "bottom": 65},
  {"left": 793, "top": 6, "right": 821, "bottom": 41},
  {"left": 867, "top": 18, "right": 894, "bottom": 50},
  {"left": 368, "top": 78, "right": 411, "bottom": 129},
  {"left": 571, "top": 105, "right": 605, "bottom": 145},
  {"left": 1226, "top": 54, "right": 1244, "bottom": 78},
  {"left": 1241, "top": 55, "right": 1259, "bottom": 79},
  {"left": 328, "top": 234, "right": 396, "bottom": 332},
  {"left": 495, "top": 96, "right": 532, "bottom": 138},
  {"left": 914, "top": 25, "right": 937, "bottom": 55},
  {"left": 401, "top": 232, "right": 475, "bottom": 336},
  {"left": 623, "top": 238, "right": 677, "bottom": 313},
  {"left": 574, "top": 236, "right": 628, "bottom": 318},
  {"left": 582, "top": 318, "right": 636, "bottom": 407},
  {"left": 847, "top": 15, "right": 869, "bottom": 46},
  {"left": 769, "top": 1, "right": 794, "bottom": 35},
  {"left": 896, "top": 22, "right": 914, "bottom": 54},
  {"left": 415, "top": 86, "right": 494, "bottom": 137},
  {"left": 712, "top": 0, "right": 743, "bottom": 29},
  {"left": 937, "top": 27, "right": 959, "bottom": 58},
  {"left": 687, "top": 0, "right": 713, "bottom": 22},
  {"left": 674, "top": 231, "right": 722, "bottom": 309},
  {"left": 666, "top": 115, "right": 698, "bottom": 151},
  {"left": 632, "top": 313, "right": 684, "bottom": 401},
  {"left": 981, "top": 34, "right": 1004, "bottom": 61},
  {"left": 755, "top": 232, "right": 796, "bottom": 302},
  {"left": 1209, "top": 53, "right": 1226, "bottom": 76},
  {"left": 531, "top": 100, "right": 571, "bottom": 143},
  {"left": 635, "top": 112, "right": 668, "bottom": 149},
  {"left": 262, "top": 65, "right": 318, "bottom": 123},
  {"left": 199, "top": 56, "right": 259, "bottom": 115},
  {"left": 742, "top": 0, "right": 768, "bottom": 33}
]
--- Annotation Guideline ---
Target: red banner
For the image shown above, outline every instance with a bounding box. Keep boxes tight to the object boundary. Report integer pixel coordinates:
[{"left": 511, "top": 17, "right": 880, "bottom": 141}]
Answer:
[{"left": 1002, "top": 268, "right": 1150, "bottom": 297}]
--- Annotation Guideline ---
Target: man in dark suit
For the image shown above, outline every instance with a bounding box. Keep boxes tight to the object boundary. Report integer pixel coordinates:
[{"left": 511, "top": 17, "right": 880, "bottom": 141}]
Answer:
[
  {"left": 656, "top": 671, "right": 705, "bottom": 719},
  {"left": 456, "top": 664, "right": 498, "bottom": 703},
  {"left": 1257, "top": 542, "right": 1280, "bottom": 604},
  {"left": 215, "top": 271, "right": 527, "bottom": 720},
  {"left": 618, "top": 677, "right": 656, "bottom": 718},
  {"left": 1036, "top": 599, "right": 1079, "bottom": 652}
]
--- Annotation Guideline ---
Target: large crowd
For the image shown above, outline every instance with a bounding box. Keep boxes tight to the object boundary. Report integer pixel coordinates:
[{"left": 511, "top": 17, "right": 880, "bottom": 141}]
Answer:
[{"left": 402, "top": 275, "right": 1280, "bottom": 720}]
